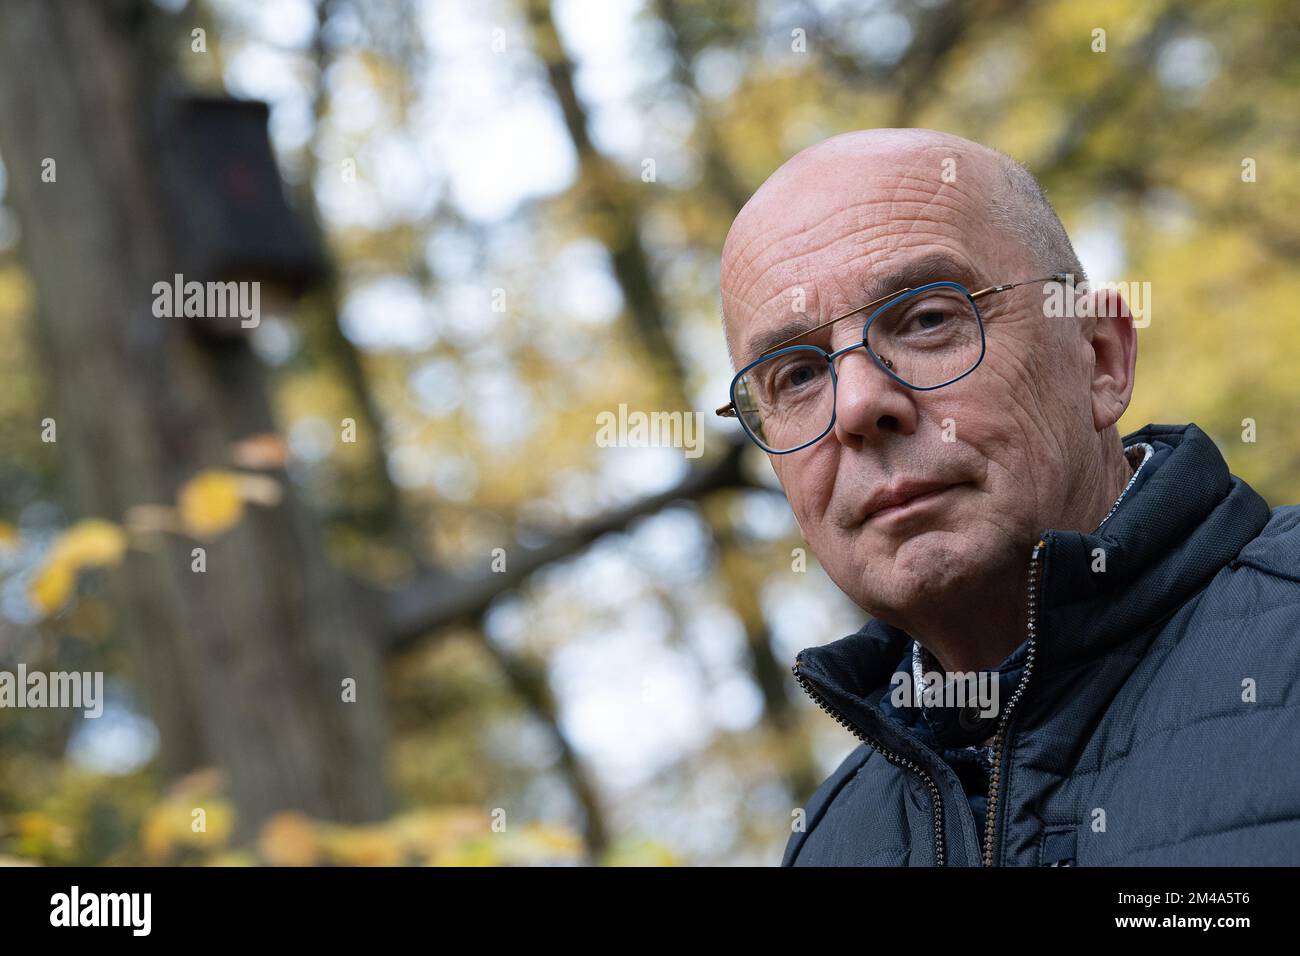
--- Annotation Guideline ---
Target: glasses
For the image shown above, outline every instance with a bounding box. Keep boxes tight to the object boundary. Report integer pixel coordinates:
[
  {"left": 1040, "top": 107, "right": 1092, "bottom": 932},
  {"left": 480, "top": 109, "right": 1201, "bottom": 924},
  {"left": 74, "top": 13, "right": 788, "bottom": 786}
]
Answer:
[{"left": 717, "top": 272, "right": 1072, "bottom": 454}]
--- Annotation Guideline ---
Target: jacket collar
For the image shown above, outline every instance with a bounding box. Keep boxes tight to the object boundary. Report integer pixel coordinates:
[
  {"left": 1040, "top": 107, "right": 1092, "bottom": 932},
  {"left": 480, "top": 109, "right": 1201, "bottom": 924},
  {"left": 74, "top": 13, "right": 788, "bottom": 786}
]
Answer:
[
  {"left": 1034, "top": 422, "right": 1270, "bottom": 676},
  {"left": 794, "top": 423, "right": 1272, "bottom": 738}
]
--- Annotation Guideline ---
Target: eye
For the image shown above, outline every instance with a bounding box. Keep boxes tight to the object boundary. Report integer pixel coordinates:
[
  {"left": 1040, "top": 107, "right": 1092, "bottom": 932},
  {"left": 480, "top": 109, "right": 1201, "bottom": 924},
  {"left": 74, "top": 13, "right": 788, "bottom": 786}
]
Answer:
[
  {"left": 915, "top": 309, "right": 948, "bottom": 330},
  {"left": 892, "top": 301, "right": 967, "bottom": 339},
  {"left": 767, "top": 355, "right": 828, "bottom": 396},
  {"left": 786, "top": 364, "right": 818, "bottom": 388}
]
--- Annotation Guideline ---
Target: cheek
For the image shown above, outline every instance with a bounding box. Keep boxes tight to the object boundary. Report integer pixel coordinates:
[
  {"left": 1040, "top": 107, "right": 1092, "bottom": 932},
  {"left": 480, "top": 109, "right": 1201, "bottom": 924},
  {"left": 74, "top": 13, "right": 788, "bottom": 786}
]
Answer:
[
  {"left": 775, "top": 452, "right": 838, "bottom": 529},
  {"left": 921, "top": 387, "right": 1008, "bottom": 464},
  {"left": 946, "top": 345, "right": 1051, "bottom": 446}
]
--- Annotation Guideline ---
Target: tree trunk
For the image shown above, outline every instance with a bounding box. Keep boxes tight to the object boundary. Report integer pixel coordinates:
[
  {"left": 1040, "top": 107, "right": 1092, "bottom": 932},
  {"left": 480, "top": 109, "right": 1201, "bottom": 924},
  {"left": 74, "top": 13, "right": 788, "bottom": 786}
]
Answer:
[{"left": 0, "top": 0, "right": 389, "bottom": 839}]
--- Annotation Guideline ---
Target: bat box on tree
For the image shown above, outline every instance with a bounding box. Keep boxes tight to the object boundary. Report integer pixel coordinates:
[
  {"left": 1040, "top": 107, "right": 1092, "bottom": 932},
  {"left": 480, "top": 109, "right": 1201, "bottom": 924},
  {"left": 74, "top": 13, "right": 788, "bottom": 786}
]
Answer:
[{"left": 157, "top": 94, "right": 327, "bottom": 335}]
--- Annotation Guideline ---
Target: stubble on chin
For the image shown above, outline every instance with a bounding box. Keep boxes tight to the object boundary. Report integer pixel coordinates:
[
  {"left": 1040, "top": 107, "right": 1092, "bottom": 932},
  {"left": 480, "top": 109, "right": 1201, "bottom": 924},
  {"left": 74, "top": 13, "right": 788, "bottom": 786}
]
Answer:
[{"left": 841, "top": 527, "right": 977, "bottom": 622}]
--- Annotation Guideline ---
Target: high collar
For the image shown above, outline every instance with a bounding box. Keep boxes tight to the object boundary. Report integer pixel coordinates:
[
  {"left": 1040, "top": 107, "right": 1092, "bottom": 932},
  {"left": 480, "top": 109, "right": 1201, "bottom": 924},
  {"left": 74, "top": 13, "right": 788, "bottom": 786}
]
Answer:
[
  {"left": 1034, "top": 422, "right": 1269, "bottom": 675},
  {"left": 793, "top": 423, "right": 1273, "bottom": 745}
]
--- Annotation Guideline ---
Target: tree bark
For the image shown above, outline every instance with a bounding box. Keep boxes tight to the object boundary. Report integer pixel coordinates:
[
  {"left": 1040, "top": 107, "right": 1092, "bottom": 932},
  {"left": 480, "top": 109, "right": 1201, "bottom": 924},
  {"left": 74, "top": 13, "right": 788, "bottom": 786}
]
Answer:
[{"left": 0, "top": 0, "right": 389, "bottom": 839}]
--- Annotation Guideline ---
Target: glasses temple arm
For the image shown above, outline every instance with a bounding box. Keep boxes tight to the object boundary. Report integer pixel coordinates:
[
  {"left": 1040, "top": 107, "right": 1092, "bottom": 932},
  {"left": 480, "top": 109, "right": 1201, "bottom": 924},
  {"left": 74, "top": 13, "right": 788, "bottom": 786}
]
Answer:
[{"left": 969, "top": 272, "right": 1074, "bottom": 300}]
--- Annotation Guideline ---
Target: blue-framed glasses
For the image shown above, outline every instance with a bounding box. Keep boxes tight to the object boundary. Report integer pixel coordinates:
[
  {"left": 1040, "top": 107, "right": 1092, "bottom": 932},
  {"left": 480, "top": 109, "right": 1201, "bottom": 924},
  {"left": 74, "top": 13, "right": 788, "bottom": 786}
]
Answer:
[{"left": 717, "top": 273, "right": 1072, "bottom": 454}]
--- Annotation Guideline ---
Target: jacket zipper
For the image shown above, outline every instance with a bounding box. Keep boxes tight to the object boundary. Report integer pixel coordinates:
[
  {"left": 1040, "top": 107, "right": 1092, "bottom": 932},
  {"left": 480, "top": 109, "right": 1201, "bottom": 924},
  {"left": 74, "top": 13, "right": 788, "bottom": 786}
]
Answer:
[
  {"left": 792, "top": 658, "right": 948, "bottom": 866},
  {"left": 981, "top": 537, "right": 1047, "bottom": 866},
  {"left": 791, "top": 536, "right": 1048, "bottom": 867}
]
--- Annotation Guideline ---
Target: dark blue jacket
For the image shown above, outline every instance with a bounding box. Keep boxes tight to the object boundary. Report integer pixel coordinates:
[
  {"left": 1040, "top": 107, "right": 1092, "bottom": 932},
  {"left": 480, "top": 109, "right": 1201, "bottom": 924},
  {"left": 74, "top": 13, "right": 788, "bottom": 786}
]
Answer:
[{"left": 782, "top": 423, "right": 1300, "bottom": 866}]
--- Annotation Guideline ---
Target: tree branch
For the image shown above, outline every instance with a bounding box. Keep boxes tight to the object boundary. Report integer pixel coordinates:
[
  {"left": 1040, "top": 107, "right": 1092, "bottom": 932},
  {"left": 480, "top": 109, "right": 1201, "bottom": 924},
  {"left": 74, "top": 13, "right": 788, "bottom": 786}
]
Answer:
[{"left": 380, "top": 435, "right": 762, "bottom": 650}]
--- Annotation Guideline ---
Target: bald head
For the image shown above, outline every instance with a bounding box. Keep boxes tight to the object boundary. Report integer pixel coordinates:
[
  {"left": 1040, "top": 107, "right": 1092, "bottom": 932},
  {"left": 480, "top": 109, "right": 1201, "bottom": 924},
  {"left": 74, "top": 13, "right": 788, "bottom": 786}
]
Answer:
[{"left": 720, "top": 129, "right": 1084, "bottom": 365}]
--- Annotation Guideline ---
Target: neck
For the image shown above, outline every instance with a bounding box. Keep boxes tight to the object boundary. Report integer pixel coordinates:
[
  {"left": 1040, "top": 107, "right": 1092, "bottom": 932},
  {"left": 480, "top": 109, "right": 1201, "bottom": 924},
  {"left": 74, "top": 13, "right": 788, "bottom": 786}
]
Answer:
[{"left": 908, "top": 434, "right": 1135, "bottom": 674}]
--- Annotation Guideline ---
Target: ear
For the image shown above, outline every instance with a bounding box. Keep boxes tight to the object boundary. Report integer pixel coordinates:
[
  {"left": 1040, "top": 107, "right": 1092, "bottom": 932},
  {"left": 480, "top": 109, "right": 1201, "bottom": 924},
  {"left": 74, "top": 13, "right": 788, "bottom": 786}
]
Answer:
[{"left": 1083, "top": 286, "right": 1138, "bottom": 431}]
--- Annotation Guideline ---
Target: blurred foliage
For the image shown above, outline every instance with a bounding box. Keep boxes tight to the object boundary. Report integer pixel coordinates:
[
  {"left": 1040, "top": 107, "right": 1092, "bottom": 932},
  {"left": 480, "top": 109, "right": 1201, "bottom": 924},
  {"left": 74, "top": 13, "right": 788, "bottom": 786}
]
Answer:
[{"left": 1, "top": 766, "right": 591, "bottom": 866}]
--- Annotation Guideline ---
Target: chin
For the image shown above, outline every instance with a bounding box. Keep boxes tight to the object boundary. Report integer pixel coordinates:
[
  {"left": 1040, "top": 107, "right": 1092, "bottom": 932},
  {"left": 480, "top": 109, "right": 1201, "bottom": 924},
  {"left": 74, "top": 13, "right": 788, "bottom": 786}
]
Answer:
[{"left": 844, "top": 529, "right": 979, "bottom": 618}]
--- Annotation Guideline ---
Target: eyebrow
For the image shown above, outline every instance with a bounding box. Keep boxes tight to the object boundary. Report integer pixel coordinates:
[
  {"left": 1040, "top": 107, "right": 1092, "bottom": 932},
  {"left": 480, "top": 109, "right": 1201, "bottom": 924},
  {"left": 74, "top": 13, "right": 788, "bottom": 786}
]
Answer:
[{"left": 740, "top": 252, "right": 981, "bottom": 363}]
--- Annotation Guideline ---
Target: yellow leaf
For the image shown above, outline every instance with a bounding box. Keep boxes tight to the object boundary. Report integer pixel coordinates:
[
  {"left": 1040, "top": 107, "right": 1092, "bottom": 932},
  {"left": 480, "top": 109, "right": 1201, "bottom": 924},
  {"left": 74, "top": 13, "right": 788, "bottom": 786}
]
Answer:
[
  {"left": 525, "top": 821, "right": 585, "bottom": 856},
  {"left": 601, "top": 837, "right": 681, "bottom": 867},
  {"left": 434, "top": 836, "right": 498, "bottom": 867},
  {"left": 29, "top": 559, "right": 75, "bottom": 616},
  {"left": 143, "top": 802, "right": 233, "bottom": 861},
  {"left": 387, "top": 807, "right": 487, "bottom": 860},
  {"left": 0, "top": 521, "right": 18, "bottom": 551},
  {"left": 17, "top": 811, "right": 57, "bottom": 842},
  {"left": 322, "top": 825, "right": 403, "bottom": 866},
  {"left": 141, "top": 804, "right": 181, "bottom": 862},
  {"left": 259, "top": 812, "right": 320, "bottom": 866},
  {"left": 49, "top": 519, "right": 127, "bottom": 569},
  {"left": 177, "top": 471, "right": 245, "bottom": 537},
  {"left": 15, "top": 811, "right": 73, "bottom": 858}
]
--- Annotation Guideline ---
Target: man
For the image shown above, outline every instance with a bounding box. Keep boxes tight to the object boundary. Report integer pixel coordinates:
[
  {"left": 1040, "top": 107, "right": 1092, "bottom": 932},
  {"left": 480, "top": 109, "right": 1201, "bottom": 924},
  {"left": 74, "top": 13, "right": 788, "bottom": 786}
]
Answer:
[{"left": 716, "top": 128, "right": 1300, "bottom": 866}]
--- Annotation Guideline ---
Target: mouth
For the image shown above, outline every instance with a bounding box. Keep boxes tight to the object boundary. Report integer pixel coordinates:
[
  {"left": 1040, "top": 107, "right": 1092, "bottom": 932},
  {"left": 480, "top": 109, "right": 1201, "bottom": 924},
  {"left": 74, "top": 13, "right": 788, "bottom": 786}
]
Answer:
[{"left": 861, "top": 481, "right": 965, "bottom": 525}]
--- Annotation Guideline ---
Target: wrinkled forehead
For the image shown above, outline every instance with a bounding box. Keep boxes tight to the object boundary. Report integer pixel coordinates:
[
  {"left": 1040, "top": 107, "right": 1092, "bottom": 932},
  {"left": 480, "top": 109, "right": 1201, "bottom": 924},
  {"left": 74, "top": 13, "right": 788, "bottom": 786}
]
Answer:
[{"left": 721, "top": 147, "right": 1004, "bottom": 364}]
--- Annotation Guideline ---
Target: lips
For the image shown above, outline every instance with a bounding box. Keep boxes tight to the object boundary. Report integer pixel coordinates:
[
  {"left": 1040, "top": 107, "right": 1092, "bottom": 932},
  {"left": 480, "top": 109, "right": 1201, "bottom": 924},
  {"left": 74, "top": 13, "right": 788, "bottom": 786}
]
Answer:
[{"left": 860, "top": 480, "right": 961, "bottom": 523}]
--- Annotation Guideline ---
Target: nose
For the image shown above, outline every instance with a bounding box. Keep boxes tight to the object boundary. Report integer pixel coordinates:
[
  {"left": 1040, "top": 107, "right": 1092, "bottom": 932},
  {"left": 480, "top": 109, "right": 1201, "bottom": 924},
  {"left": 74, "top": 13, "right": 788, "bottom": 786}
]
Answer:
[{"left": 830, "top": 346, "right": 919, "bottom": 447}]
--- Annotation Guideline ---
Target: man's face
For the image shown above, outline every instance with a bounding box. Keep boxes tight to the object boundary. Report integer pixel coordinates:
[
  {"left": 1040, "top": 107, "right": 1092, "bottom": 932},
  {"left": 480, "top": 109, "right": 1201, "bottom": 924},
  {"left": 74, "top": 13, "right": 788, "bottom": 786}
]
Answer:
[{"left": 721, "top": 136, "right": 1103, "bottom": 624}]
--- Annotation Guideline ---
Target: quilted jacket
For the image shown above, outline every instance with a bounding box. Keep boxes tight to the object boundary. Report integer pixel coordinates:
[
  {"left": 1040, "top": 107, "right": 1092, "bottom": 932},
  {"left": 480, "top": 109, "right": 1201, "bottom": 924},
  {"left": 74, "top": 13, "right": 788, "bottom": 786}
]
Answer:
[{"left": 782, "top": 423, "right": 1300, "bottom": 866}]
